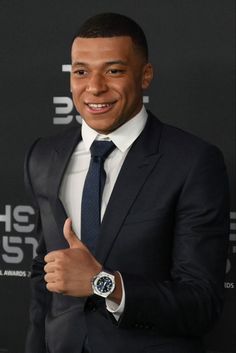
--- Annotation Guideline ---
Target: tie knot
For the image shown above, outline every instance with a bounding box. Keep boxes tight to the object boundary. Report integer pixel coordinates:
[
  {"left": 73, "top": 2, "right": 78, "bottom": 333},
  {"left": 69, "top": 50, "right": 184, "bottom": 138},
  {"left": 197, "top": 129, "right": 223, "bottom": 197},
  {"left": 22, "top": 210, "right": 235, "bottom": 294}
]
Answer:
[{"left": 90, "top": 140, "right": 116, "bottom": 159}]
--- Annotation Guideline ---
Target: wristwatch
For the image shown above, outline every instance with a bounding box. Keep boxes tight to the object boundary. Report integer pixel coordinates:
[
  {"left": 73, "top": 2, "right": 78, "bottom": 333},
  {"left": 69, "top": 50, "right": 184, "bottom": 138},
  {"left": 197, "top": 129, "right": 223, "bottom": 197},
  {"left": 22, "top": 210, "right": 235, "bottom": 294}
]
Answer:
[{"left": 91, "top": 270, "right": 115, "bottom": 298}]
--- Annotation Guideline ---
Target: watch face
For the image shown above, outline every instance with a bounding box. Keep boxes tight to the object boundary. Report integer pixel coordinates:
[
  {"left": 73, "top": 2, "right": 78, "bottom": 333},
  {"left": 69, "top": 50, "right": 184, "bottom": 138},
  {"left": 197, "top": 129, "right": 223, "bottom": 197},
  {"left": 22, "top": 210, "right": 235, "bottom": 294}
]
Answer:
[{"left": 96, "top": 276, "right": 113, "bottom": 293}]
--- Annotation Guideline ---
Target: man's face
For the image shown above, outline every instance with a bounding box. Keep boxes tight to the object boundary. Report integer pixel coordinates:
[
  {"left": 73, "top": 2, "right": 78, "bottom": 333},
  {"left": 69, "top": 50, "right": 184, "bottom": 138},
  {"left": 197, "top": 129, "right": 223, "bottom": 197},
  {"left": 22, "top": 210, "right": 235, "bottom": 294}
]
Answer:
[{"left": 71, "top": 36, "right": 153, "bottom": 134}]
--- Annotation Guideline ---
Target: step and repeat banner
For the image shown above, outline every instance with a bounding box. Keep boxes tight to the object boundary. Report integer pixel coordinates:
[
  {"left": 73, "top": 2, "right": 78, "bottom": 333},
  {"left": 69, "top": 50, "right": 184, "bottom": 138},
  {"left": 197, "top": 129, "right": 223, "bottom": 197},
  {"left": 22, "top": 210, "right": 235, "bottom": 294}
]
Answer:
[{"left": 0, "top": 1, "right": 235, "bottom": 352}]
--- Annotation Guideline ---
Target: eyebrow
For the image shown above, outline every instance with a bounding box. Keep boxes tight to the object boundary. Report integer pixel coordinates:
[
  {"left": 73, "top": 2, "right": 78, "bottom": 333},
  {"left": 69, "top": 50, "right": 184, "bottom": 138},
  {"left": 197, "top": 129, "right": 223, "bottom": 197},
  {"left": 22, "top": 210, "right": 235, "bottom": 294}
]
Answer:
[{"left": 72, "top": 60, "right": 128, "bottom": 67}]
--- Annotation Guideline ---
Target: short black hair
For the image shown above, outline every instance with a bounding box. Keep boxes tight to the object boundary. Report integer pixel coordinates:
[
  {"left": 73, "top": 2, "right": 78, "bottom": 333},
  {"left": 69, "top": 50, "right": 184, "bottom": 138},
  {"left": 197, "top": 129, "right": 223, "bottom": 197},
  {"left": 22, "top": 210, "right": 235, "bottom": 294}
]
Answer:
[{"left": 73, "top": 13, "right": 148, "bottom": 61}]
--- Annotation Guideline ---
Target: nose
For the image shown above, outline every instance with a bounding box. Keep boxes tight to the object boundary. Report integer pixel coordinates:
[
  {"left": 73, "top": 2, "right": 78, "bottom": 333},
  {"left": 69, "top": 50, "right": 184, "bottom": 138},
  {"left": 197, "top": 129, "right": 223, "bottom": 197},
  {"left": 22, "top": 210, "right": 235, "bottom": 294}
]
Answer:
[{"left": 86, "top": 73, "right": 108, "bottom": 95}]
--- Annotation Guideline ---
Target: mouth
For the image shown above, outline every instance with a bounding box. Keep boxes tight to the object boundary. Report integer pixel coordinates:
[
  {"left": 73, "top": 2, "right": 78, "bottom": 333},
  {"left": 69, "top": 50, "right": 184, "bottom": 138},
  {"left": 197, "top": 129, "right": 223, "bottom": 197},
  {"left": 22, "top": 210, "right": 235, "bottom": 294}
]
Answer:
[{"left": 85, "top": 102, "right": 116, "bottom": 114}]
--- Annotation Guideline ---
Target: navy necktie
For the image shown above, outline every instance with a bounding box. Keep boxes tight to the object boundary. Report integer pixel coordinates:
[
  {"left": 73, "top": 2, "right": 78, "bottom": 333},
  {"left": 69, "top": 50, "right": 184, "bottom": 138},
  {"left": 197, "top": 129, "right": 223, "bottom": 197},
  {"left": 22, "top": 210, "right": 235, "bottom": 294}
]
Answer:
[{"left": 81, "top": 140, "right": 116, "bottom": 254}]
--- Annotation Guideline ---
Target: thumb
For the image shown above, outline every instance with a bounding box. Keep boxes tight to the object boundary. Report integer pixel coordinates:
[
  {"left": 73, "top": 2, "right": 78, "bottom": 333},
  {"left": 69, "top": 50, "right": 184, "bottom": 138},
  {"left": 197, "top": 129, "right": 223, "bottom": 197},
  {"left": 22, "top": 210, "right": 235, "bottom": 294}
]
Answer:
[{"left": 63, "top": 218, "right": 83, "bottom": 249}]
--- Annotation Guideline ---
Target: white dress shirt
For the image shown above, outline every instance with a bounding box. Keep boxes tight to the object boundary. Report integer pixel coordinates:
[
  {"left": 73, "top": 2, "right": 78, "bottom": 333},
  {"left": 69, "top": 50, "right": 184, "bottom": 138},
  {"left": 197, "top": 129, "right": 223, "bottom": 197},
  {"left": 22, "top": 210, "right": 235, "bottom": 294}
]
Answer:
[{"left": 59, "top": 105, "right": 148, "bottom": 320}]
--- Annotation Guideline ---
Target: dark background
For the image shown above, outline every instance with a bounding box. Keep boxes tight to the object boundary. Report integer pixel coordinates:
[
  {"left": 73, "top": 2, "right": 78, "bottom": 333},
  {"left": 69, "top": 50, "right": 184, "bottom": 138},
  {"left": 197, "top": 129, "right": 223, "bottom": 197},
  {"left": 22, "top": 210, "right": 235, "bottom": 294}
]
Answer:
[{"left": 0, "top": 1, "right": 235, "bottom": 352}]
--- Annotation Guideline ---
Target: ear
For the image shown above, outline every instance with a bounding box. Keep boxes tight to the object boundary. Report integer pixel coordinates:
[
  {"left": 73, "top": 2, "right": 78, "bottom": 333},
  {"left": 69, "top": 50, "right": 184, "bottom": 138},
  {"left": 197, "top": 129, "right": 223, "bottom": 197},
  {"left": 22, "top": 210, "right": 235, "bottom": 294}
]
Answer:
[
  {"left": 142, "top": 63, "right": 154, "bottom": 90},
  {"left": 70, "top": 72, "right": 73, "bottom": 93}
]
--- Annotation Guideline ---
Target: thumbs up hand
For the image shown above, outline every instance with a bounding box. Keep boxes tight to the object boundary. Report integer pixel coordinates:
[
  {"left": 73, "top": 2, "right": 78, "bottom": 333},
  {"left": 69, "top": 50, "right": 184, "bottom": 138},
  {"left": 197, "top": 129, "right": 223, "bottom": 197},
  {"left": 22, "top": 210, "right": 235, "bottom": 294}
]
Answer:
[
  {"left": 63, "top": 218, "right": 86, "bottom": 249},
  {"left": 44, "top": 218, "right": 102, "bottom": 297}
]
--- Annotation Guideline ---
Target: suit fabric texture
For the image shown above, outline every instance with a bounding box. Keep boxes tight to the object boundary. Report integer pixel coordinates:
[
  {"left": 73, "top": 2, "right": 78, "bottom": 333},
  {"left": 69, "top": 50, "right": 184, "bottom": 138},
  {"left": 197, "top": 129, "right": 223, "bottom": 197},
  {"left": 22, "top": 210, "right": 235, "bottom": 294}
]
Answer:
[{"left": 24, "top": 112, "right": 229, "bottom": 353}]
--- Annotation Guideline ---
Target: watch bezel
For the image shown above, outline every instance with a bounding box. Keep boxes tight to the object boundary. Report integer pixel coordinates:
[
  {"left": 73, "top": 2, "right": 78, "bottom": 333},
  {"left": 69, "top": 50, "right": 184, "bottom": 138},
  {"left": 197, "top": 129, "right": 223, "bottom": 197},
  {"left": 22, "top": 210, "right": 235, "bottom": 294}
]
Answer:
[{"left": 92, "top": 270, "right": 115, "bottom": 298}]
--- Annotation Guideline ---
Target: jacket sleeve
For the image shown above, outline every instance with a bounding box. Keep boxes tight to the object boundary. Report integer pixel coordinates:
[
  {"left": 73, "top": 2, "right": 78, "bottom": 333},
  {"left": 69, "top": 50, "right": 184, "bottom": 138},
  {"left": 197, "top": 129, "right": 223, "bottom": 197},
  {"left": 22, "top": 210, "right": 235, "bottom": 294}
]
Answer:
[
  {"left": 117, "top": 145, "right": 230, "bottom": 336},
  {"left": 24, "top": 139, "right": 51, "bottom": 353}
]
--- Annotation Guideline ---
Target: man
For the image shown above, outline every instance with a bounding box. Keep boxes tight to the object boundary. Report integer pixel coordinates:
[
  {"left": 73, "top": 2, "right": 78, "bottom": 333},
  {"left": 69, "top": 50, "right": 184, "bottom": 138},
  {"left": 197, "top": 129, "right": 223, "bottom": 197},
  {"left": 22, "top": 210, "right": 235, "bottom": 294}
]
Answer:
[{"left": 25, "top": 13, "right": 229, "bottom": 353}]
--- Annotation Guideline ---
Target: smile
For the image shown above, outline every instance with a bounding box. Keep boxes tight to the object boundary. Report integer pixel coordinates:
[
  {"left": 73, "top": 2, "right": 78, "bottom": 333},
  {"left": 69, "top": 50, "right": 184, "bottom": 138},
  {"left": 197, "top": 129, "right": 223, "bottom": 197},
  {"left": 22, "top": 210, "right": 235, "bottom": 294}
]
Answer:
[
  {"left": 88, "top": 103, "right": 112, "bottom": 109},
  {"left": 85, "top": 102, "right": 116, "bottom": 114}
]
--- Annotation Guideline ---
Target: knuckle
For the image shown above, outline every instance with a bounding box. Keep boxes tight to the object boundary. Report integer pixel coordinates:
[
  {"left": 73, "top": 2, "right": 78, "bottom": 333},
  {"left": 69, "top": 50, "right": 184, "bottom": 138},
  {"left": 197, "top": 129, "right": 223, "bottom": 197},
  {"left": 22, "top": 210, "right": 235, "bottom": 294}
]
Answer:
[{"left": 46, "top": 283, "right": 52, "bottom": 291}]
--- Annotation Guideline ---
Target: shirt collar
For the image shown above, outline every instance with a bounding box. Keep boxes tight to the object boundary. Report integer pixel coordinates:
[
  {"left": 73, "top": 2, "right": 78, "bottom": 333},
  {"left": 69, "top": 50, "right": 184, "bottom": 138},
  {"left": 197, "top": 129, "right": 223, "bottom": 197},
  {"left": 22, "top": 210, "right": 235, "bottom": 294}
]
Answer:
[{"left": 81, "top": 105, "right": 148, "bottom": 153}]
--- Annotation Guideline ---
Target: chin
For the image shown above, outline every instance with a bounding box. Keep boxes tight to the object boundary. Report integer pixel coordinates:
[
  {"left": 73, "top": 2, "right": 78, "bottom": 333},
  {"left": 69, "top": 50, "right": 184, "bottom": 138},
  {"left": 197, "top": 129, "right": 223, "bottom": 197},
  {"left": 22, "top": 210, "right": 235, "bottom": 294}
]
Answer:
[{"left": 86, "top": 117, "right": 117, "bottom": 133}]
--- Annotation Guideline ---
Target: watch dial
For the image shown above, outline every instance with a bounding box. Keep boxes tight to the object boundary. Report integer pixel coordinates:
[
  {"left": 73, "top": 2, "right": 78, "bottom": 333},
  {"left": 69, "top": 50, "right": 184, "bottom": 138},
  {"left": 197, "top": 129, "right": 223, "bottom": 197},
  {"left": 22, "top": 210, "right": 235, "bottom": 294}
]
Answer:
[{"left": 97, "top": 276, "right": 113, "bottom": 293}]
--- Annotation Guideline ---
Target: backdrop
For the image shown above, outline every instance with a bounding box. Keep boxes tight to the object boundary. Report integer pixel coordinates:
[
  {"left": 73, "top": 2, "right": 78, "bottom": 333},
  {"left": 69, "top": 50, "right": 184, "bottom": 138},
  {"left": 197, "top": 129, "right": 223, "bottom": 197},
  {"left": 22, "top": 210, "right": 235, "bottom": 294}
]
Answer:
[{"left": 0, "top": 1, "right": 235, "bottom": 352}]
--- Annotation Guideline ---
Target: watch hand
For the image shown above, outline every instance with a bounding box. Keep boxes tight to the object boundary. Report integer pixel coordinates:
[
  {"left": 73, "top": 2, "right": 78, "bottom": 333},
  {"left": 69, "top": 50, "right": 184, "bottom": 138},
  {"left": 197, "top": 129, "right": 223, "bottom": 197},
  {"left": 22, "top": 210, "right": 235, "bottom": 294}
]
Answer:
[{"left": 102, "top": 281, "right": 106, "bottom": 291}]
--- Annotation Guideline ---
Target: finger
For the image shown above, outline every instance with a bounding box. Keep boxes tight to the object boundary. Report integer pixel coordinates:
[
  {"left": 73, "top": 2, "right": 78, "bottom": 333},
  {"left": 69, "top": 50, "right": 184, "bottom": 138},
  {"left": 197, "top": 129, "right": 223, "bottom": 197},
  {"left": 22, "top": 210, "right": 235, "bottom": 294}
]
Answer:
[
  {"left": 46, "top": 282, "right": 65, "bottom": 294},
  {"left": 63, "top": 218, "right": 83, "bottom": 249},
  {"left": 44, "top": 262, "right": 56, "bottom": 273},
  {"left": 44, "top": 272, "right": 56, "bottom": 283},
  {"left": 44, "top": 251, "right": 57, "bottom": 263}
]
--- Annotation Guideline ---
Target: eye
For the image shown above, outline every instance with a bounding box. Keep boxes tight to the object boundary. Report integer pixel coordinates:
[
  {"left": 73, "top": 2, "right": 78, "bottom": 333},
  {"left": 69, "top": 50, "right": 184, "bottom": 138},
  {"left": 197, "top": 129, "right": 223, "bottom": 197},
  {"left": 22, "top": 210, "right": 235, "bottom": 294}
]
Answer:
[
  {"left": 107, "top": 69, "right": 125, "bottom": 75},
  {"left": 73, "top": 69, "right": 87, "bottom": 77}
]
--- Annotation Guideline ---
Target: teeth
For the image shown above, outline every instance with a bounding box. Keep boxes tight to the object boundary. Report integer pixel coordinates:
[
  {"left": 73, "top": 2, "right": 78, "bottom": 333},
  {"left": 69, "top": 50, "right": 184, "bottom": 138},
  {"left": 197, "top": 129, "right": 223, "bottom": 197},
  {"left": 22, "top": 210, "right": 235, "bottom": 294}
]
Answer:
[{"left": 88, "top": 103, "right": 111, "bottom": 109}]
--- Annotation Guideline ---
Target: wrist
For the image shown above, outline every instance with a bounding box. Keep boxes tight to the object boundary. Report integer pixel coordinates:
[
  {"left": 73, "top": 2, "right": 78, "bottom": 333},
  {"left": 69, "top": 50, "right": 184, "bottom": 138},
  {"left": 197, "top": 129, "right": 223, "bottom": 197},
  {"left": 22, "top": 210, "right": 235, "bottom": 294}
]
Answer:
[{"left": 108, "top": 271, "right": 122, "bottom": 305}]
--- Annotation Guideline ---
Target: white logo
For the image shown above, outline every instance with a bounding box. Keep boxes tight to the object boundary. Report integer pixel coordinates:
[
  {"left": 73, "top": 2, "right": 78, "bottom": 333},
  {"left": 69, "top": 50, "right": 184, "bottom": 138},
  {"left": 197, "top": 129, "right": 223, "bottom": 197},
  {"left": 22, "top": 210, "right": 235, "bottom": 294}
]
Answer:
[{"left": 0, "top": 205, "right": 37, "bottom": 264}]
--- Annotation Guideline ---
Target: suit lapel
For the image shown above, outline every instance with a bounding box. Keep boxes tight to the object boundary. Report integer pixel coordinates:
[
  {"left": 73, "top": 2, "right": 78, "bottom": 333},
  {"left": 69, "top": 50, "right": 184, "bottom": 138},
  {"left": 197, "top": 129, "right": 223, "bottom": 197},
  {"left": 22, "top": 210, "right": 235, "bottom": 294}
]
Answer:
[
  {"left": 45, "top": 114, "right": 163, "bottom": 255},
  {"left": 96, "top": 114, "right": 163, "bottom": 263},
  {"left": 47, "top": 126, "right": 82, "bottom": 247}
]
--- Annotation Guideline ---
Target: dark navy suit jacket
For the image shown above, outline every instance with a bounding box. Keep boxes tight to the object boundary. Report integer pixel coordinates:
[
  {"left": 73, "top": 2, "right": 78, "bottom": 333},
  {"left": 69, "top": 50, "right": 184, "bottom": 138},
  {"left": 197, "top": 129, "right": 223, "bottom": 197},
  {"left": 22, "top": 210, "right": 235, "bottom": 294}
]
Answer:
[{"left": 25, "top": 112, "right": 229, "bottom": 353}]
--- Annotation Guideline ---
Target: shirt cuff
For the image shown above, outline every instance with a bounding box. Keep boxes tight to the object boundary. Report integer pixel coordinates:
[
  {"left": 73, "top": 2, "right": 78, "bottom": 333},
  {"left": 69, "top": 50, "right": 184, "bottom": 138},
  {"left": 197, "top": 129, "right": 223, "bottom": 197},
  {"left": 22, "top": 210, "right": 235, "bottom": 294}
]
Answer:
[{"left": 105, "top": 271, "right": 125, "bottom": 321}]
